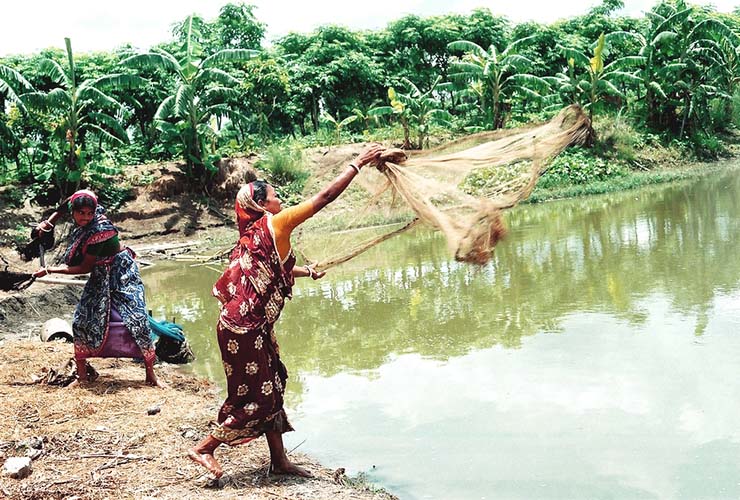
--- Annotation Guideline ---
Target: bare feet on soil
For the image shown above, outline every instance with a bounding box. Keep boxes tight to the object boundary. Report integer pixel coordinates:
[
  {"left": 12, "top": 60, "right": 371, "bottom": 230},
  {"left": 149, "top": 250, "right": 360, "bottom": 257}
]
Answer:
[
  {"left": 271, "top": 460, "right": 313, "bottom": 478},
  {"left": 188, "top": 448, "right": 224, "bottom": 478}
]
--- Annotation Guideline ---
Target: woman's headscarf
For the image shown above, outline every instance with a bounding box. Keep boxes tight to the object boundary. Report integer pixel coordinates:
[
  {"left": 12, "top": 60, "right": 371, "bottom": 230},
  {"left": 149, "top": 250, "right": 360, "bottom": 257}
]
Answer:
[
  {"left": 62, "top": 190, "right": 116, "bottom": 265},
  {"left": 68, "top": 189, "right": 98, "bottom": 211},
  {"left": 235, "top": 183, "right": 266, "bottom": 234}
]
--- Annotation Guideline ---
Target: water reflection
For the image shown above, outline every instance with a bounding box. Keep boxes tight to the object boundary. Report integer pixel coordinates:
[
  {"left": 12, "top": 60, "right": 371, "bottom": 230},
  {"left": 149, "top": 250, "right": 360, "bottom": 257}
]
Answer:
[{"left": 145, "top": 167, "right": 740, "bottom": 499}]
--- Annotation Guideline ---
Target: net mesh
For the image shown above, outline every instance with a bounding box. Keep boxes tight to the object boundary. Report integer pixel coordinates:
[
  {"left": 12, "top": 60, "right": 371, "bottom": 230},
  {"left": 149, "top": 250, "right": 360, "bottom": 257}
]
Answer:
[{"left": 297, "top": 105, "right": 591, "bottom": 271}]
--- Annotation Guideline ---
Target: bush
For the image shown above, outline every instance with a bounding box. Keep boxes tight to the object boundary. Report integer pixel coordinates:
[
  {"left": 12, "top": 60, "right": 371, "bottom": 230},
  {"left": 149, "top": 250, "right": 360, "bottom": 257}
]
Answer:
[
  {"left": 255, "top": 144, "right": 309, "bottom": 206},
  {"left": 537, "top": 147, "right": 628, "bottom": 189},
  {"left": 593, "top": 114, "right": 643, "bottom": 162},
  {"left": 688, "top": 132, "right": 726, "bottom": 161}
]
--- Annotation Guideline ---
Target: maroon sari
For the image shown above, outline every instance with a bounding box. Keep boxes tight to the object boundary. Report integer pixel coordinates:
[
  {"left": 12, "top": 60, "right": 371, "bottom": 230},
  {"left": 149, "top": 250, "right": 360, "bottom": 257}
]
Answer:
[{"left": 211, "top": 214, "right": 297, "bottom": 445}]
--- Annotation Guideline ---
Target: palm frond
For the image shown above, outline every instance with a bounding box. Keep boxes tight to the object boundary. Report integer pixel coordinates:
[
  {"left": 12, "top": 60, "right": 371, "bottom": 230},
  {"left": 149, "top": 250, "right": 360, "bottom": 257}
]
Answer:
[
  {"left": 86, "top": 123, "right": 126, "bottom": 145},
  {"left": 154, "top": 96, "right": 176, "bottom": 120},
  {"left": 195, "top": 68, "right": 241, "bottom": 87},
  {"left": 123, "top": 52, "right": 181, "bottom": 73},
  {"left": 86, "top": 112, "right": 128, "bottom": 142},
  {"left": 174, "top": 84, "right": 194, "bottom": 117},
  {"left": 93, "top": 73, "right": 148, "bottom": 90}
]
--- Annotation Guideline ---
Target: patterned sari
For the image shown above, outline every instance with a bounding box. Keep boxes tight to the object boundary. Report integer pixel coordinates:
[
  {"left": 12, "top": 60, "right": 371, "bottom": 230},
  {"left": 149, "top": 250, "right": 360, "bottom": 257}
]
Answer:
[
  {"left": 211, "top": 213, "right": 297, "bottom": 445},
  {"left": 65, "top": 206, "right": 155, "bottom": 364}
]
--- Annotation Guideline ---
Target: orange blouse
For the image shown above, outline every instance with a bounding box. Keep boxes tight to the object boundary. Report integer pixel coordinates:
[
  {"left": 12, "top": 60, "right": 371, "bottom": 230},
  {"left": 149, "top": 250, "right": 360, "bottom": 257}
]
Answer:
[{"left": 271, "top": 201, "right": 314, "bottom": 261}]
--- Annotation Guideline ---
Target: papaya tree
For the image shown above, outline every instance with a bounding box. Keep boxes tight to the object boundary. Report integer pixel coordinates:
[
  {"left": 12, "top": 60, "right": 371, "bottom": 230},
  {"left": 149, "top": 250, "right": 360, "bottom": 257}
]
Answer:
[{"left": 123, "top": 15, "right": 257, "bottom": 183}]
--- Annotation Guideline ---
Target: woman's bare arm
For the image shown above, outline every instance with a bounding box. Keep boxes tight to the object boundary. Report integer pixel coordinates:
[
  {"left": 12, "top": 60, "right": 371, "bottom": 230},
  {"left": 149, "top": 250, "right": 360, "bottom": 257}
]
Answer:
[
  {"left": 308, "top": 144, "right": 384, "bottom": 214},
  {"left": 33, "top": 253, "right": 97, "bottom": 278}
]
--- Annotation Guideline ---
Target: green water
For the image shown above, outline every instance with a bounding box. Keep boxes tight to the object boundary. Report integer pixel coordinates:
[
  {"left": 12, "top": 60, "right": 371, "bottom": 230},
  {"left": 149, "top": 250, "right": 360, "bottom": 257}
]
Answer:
[{"left": 144, "top": 168, "right": 740, "bottom": 499}]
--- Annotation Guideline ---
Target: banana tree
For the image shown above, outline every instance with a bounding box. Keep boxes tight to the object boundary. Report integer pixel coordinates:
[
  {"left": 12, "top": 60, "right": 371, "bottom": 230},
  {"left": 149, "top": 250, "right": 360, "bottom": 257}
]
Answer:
[
  {"left": 612, "top": 1, "right": 737, "bottom": 134},
  {"left": 0, "top": 64, "right": 34, "bottom": 174},
  {"left": 320, "top": 111, "right": 357, "bottom": 145},
  {"left": 552, "top": 33, "right": 643, "bottom": 123},
  {"left": 369, "top": 77, "right": 452, "bottom": 149},
  {"left": 447, "top": 36, "right": 550, "bottom": 129},
  {"left": 123, "top": 15, "right": 257, "bottom": 182},
  {"left": 19, "top": 38, "right": 128, "bottom": 193}
]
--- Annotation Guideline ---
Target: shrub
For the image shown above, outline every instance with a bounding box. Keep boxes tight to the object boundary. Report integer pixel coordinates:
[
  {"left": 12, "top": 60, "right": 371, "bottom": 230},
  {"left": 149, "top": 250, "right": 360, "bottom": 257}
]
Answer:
[
  {"left": 537, "top": 147, "right": 628, "bottom": 188},
  {"left": 688, "top": 132, "right": 726, "bottom": 161},
  {"left": 255, "top": 144, "right": 309, "bottom": 206},
  {"left": 593, "top": 114, "right": 642, "bottom": 162}
]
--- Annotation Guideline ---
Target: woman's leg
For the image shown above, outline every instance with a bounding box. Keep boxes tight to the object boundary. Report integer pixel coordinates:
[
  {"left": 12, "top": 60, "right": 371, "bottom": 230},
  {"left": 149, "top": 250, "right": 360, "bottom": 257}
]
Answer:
[
  {"left": 144, "top": 357, "right": 164, "bottom": 387},
  {"left": 188, "top": 435, "right": 224, "bottom": 477},
  {"left": 75, "top": 358, "right": 88, "bottom": 382},
  {"left": 265, "top": 431, "right": 312, "bottom": 477}
]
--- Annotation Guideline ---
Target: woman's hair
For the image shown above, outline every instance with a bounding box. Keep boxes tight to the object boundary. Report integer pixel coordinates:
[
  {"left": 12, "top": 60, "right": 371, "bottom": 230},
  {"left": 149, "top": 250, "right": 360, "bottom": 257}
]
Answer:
[
  {"left": 251, "top": 180, "right": 269, "bottom": 205},
  {"left": 70, "top": 195, "right": 97, "bottom": 212}
]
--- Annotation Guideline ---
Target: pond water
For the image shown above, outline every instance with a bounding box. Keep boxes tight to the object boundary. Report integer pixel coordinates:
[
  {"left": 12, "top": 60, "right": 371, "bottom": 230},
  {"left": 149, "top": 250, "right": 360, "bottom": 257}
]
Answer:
[{"left": 144, "top": 167, "right": 740, "bottom": 499}]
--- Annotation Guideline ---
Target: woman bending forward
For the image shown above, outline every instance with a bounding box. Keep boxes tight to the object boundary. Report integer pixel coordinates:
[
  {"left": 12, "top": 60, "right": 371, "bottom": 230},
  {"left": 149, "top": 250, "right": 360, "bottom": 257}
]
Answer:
[
  {"left": 33, "top": 190, "right": 161, "bottom": 387},
  {"left": 189, "top": 144, "right": 384, "bottom": 478}
]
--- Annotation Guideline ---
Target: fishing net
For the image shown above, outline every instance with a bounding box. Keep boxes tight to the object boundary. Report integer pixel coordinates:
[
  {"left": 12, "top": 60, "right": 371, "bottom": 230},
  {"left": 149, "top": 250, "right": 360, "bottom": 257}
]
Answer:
[{"left": 297, "top": 105, "right": 591, "bottom": 271}]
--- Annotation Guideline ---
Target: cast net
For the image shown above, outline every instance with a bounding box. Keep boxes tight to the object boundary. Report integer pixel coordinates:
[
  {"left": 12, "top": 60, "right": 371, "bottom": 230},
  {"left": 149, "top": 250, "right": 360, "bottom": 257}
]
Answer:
[{"left": 296, "top": 105, "right": 591, "bottom": 271}]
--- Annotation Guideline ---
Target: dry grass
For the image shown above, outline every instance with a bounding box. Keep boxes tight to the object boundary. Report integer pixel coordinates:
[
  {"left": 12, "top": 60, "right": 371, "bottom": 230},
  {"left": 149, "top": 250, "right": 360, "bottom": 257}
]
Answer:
[{"left": 0, "top": 341, "right": 396, "bottom": 500}]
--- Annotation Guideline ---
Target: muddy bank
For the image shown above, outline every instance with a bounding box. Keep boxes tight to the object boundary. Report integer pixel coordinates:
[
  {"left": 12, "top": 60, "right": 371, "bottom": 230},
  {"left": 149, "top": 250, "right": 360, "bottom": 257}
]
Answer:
[
  {"left": 0, "top": 286, "right": 79, "bottom": 339},
  {"left": 0, "top": 341, "right": 396, "bottom": 500}
]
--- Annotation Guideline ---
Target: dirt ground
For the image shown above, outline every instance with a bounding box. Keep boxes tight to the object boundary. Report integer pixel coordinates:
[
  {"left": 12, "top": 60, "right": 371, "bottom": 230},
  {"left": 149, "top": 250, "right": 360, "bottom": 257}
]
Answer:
[{"left": 0, "top": 341, "right": 396, "bottom": 500}]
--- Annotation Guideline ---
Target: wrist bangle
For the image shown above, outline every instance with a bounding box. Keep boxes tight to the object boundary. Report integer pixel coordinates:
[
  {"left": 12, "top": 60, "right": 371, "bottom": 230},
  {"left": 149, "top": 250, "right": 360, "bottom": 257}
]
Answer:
[
  {"left": 305, "top": 265, "right": 316, "bottom": 279},
  {"left": 349, "top": 163, "right": 361, "bottom": 175}
]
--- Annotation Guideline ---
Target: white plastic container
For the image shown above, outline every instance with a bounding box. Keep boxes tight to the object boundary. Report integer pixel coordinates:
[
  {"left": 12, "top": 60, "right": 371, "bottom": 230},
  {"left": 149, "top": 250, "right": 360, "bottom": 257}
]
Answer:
[{"left": 40, "top": 318, "right": 73, "bottom": 342}]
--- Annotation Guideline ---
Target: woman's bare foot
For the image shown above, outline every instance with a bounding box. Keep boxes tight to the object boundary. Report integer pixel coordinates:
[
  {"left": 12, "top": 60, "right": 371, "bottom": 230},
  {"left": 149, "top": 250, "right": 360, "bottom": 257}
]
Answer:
[
  {"left": 188, "top": 448, "right": 223, "bottom": 478},
  {"left": 145, "top": 367, "right": 166, "bottom": 388},
  {"left": 271, "top": 459, "right": 313, "bottom": 478},
  {"left": 145, "top": 376, "right": 167, "bottom": 388}
]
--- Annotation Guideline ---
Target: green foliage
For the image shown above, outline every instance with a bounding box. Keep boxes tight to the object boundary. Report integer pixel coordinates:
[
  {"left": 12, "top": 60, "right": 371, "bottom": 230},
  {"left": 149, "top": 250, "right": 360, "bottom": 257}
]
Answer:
[
  {"left": 124, "top": 14, "right": 257, "bottom": 184},
  {"left": 592, "top": 114, "right": 644, "bottom": 162},
  {"left": 254, "top": 144, "right": 309, "bottom": 205},
  {"left": 538, "top": 147, "right": 628, "bottom": 189},
  {"left": 369, "top": 77, "right": 451, "bottom": 149},
  {"left": 549, "top": 32, "right": 643, "bottom": 124},
  {"left": 0, "top": 186, "right": 24, "bottom": 208},
  {"left": 528, "top": 164, "right": 720, "bottom": 203},
  {"left": 18, "top": 38, "right": 129, "bottom": 195},
  {"left": 320, "top": 111, "right": 358, "bottom": 145},
  {"left": 448, "top": 36, "right": 550, "bottom": 129},
  {"left": 1, "top": 1, "right": 739, "bottom": 210},
  {"left": 689, "top": 131, "right": 727, "bottom": 160}
]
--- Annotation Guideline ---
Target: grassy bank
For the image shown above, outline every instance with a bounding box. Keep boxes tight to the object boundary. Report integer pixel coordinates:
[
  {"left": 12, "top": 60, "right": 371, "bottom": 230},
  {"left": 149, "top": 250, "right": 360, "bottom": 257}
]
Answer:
[{"left": 528, "top": 162, "right": 733, "bottom": 203}]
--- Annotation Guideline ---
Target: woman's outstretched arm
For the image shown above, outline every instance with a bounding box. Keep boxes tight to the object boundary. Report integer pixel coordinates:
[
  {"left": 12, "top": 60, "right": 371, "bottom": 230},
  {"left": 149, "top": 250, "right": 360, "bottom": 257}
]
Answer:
[{"left": 308, "top": 143, "right": 384, "bottom": 213}]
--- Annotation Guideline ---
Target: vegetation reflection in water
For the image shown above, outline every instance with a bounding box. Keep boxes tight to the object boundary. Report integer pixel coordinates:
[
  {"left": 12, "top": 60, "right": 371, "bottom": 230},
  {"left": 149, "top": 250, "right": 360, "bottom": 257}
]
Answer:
[{"left": 144, "top": 169, "right": 740, "bottom": 499}]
